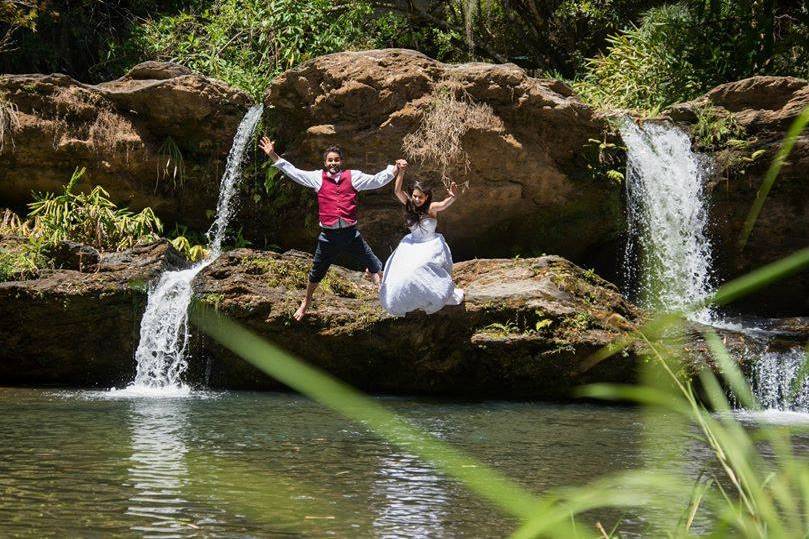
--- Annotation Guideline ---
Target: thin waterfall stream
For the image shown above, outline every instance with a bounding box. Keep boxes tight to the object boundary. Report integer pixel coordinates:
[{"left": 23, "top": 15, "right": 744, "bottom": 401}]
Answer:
[
  {"left": 619, "top": 118, "right": 808, "bottom": 414},
  {"left": 117, "top": 104, "right": 263, "bottom": 395}
]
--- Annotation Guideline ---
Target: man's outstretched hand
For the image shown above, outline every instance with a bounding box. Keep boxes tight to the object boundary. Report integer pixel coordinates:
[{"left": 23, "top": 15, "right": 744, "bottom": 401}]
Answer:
[{"left": 259, "top": 137, "right": 279, "bottom": 161}]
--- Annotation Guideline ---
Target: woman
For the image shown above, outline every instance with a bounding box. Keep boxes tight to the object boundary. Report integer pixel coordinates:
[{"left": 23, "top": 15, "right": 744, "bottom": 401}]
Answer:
[{"left": 379, "top": 163, "right": 464, "bottom": 316}]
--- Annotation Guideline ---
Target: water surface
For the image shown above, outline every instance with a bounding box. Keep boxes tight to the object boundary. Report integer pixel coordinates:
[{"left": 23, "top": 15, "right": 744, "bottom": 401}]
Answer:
[{"left": 0, "top": 388, "right": 805, "bottom": 537}]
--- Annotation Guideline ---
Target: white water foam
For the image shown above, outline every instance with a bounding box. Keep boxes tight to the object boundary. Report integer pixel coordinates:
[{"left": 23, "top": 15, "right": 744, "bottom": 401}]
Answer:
[
  {"left": 619, "top": 119, "right": 715, "bottom": 321},
  {"left": 118, "top": 104, "right": 264, "bottom": 396}
]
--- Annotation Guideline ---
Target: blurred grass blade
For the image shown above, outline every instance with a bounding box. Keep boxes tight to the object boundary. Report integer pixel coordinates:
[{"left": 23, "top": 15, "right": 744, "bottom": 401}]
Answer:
[
  {"left": 189, "top": 302, "right": 542, "bottom": 521},
  {"left": 702, "top": 330, "right": 757, "bottom": 410},
  {"left": 576, "top": 383, "right": 690, "bottom": 414},
  {"left": 709, "top": 247, "right": 809, "bottom": 307},
  {"left": 788, "top": 344, "right": 809, "bottom": 401},
  {"left": 738, "top": 105, "right": 809, "bottom": 250}
]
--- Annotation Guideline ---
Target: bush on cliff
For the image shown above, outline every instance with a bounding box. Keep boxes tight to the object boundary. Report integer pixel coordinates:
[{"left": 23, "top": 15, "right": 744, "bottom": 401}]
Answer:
[
  {"left": 575, "top": 1, "right": 809, "bottom": 111},
  {"left": 115, "top": 0, "right": 385, "bottom": 99}
]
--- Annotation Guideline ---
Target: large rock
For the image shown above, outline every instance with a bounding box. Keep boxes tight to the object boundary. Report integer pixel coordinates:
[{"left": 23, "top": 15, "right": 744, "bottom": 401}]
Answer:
[
  {"left": 0, "top": 242, "right": 644, "bottom": 399},
  {"left": 0, "top": 241, "right": 184, "bottom": 387},
  {"left": 0, "top": 63, "right": 252, "bottom": 230},
  {"left": 192, "top": 249, "right": 641, "bottom": 397},
  {"left": 668, "top": 76, "right": 809, "bottom": 315},
  {"left": 259, "top": 49, "right": 622, "bottom": 266}
]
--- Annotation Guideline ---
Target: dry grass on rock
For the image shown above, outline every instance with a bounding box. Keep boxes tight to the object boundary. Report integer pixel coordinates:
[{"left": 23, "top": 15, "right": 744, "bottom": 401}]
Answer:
[
  {"left": 0, "top": 94, "right": 20, "bottom": 151},
  {"left": 402, "top": 79, "right": 501, "bottom": 189},
  {"left": 51, "top": 87, "right": 137, "bottom": 155}
]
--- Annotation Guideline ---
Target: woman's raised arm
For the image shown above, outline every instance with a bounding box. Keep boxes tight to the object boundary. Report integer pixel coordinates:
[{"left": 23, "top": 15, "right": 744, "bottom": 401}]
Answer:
[
  {"left": 429, "top": 181, "right": 459, "bottom": 216},
  {"left": 393, "top": 160, "right": 409, "bottom": 205}
]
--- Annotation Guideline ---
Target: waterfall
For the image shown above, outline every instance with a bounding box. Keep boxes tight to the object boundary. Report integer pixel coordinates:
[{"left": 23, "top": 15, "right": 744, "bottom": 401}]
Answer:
[
  {"left": 121, "top": 104, "right": 263, "bottom": 394},
  {"left": 619, "top": 119, "right": 715, "bottom": 319},
  {"left": 749, "top": 348, "right": 809, "bottom": 413},
  {"left": 620, "top": 118, "right": 809, "bottom": 415}
]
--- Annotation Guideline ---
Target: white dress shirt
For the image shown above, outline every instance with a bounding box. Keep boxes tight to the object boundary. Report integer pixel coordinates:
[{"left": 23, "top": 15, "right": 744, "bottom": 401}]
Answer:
[{"left": 273, "top": 158, "right": 396, "bottom": 228}]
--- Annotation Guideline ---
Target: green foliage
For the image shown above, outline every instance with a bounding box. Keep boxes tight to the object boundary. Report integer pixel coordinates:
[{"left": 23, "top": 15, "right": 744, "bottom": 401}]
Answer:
[
  {"left": 0, "top": 0, "right": 42, "bottom": 55},
  {"left": 0, "top": 1, "right": 182, "bottom": 80},
  {"left": 480, "top": 321, "right": 520, "bottom": 336},
  {"left": 124, "top": 0, "right": 380, "bottom": 99},
  {"left": 27, "top": 167, "right": 163, "bottom": 251},
  {"left": 574, "top": 4, "right": 701, "bottom": 111},
  {"left": 582, "top": 134, "right": 626, "bottom": 184},
  {"left": 170, "top": 235, "right": 209, "bottom": 262},
  {"left": 692, "top": 105, "right": 746, "bottom": 149},
  {"left": 576, "top": 1, "right": 809, "bottom": 112},
  {"left": 0, "top": 245, "right": 43, "bottom": 282},
  {"left": 156, "top": 136, "right": 185, "bottom": 191}
]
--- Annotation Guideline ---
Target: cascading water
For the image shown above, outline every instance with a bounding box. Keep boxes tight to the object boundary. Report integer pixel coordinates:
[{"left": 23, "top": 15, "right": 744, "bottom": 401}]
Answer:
[
  {"left": 620, "top": 118, "right": 808, "bottom": 414},
  {"left": 619, "top": 119, "right": 715, "bottom": 319},
  {"left": 749, "top": 348, "right": 809, "bottom": 412},
  {"left": 122, "top": 104, "right": 263, "bottom": 394}
]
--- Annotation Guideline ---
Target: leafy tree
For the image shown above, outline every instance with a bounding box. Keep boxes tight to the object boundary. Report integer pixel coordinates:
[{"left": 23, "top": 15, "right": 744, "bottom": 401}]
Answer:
[{"left": 0, "top": 0, "right": 42, "bottom": 55}]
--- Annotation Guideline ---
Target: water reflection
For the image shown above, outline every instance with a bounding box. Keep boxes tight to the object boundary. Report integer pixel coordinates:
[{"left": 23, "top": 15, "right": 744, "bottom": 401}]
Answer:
[
  {"left": 372, "top": 452, "right": 449, "bottom": 538},
  {"left": 127, "top": 398, "right": 192, "bottom": 536}
]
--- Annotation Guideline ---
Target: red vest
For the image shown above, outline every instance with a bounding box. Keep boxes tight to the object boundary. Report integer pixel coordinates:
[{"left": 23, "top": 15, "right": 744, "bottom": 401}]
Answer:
[{"left": 317, "top": 169, "right": 357, "bottom": 227}]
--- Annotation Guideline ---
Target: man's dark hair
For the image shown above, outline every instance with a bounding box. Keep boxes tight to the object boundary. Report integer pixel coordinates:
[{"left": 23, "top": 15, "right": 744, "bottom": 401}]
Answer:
[{"left": 322, "top": 145, "right": 344, "bottom": 161}]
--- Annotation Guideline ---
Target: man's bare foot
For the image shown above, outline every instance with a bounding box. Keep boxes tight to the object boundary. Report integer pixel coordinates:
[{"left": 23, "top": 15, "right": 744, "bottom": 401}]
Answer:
[{"left": 293, "top": 300, "right": 309, "bottom": 321}]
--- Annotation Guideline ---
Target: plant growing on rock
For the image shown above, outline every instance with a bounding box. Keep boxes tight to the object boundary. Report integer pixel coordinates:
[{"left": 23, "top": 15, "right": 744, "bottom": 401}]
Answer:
[
  {"left": 691, "top": 105, "right": 745, "bottom": 150},
  {"left": 402, "top": 79, "right": 501, "bottom": 188},
  {"left": 156, "top": 136, "right": 185, "bottom": 192},
  {"left": 27, "top": 167, "right": 163, "bottom": 251},
  {"left": 0, "top": 93, "right": 20, "bottom": 151},
  {"left": 170, "top": 235, "right": 209, "bottom": 262}
]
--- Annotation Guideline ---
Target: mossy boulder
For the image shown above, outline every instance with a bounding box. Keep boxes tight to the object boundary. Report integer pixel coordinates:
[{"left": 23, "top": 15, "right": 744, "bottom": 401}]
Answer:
[{"left": 190, "top": 249, "right": 642, "bottom": 398}]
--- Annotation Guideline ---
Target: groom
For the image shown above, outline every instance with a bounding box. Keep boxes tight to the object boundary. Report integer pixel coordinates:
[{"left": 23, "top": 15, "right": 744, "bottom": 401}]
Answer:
[{"left": 260, "top": 137, "right": 407, "bottom": 320}]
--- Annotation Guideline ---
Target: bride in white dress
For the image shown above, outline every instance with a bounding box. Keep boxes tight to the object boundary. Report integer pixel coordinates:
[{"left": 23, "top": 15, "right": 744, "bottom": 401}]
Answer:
[{"left": 379, "top": 163, "right": 464, "bottom": 316}]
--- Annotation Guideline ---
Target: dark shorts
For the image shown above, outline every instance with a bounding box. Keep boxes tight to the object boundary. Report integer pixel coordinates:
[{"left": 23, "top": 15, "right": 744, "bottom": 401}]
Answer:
[{"left": 309, "top": 227, "right": 383, "bottom": 283}]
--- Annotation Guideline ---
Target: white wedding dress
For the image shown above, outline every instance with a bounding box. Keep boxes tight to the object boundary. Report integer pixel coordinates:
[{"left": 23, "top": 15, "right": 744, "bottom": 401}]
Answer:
[{"left": 379, "top": 217, "right": 464, "bottom": 316}]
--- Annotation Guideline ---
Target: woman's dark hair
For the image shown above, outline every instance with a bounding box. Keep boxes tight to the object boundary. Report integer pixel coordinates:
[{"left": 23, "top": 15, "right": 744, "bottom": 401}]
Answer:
[
  {"left": 404, "top": 182, "right": 433, "bottom": 227},
  {"left": 322, "top": 145, "right": 344, "bottom": 161}
]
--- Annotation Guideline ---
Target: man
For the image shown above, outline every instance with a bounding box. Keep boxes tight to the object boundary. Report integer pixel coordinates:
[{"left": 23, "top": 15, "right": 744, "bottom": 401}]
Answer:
[{"left": 259, "top": 137, "right": 406, "bottom": 320}]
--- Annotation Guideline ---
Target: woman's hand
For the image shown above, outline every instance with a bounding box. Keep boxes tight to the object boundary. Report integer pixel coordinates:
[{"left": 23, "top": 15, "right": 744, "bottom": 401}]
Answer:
[
  {"left": 395, "top": 159, "right": 408, "bottom": 173},
  {"left": 447, "top": 181, "right": 459, "bottom": 198},
  {"left": 259, "top": 137, "right": 278, "bottom": 160}
]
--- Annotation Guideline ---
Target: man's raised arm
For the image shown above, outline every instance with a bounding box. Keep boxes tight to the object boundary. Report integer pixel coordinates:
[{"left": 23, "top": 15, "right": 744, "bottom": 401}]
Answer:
[
  {"left": 351, "top": 160, "right": 405, "bottom": 191},
  {"left": 260, "top": 137, "right": 321, "bottom": 190}
]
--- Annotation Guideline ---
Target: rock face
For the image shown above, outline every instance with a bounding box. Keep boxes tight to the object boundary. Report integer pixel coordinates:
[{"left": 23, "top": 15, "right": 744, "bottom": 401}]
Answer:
[
  {"left": 668, "top": 76, "right": 809, "bottom": 315},
  {"left": 261, "top": 49, "right": 621, "bottom": 267},
  {"left": 0, "top": 241, "right": 184, "bottom": 387},
  {"left": 0, "top": 62, "right": 252, "bottom": 230},
  {"left": 0, "top": 241, "right": 642, "bottom": 399}
]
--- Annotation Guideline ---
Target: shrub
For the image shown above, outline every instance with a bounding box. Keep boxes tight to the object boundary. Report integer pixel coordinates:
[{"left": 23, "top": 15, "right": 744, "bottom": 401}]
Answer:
[
  {"left": 27, "top": 167, "right": 163, "bottom": 251},
  {"left": 123, "top": 0, "right": 380, "bottom": 99},
  {"left": 574, "top": 4, "right": 701, "bottom": 111},
  {"left": 575, "top": 1, "right": 809, "bottom": 113},
  {"left": 691, "top": 105, "right": 746, "bottom": 150}
]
